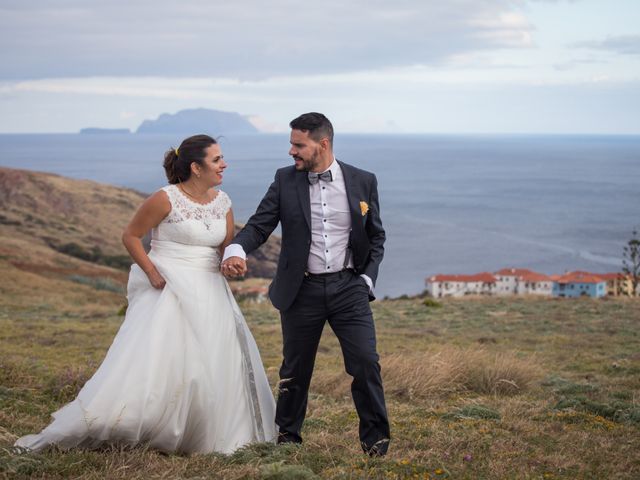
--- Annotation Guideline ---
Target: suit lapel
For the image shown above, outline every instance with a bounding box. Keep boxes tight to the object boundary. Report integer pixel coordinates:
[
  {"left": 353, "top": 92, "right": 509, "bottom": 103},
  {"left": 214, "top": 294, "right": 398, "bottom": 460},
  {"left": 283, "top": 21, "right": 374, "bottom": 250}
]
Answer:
[
  {"left": 338, "top": 160, "right": 363, "bottom": 231},
  {"left": 296, "top": 171, "right": 311, "bottom": 230}
]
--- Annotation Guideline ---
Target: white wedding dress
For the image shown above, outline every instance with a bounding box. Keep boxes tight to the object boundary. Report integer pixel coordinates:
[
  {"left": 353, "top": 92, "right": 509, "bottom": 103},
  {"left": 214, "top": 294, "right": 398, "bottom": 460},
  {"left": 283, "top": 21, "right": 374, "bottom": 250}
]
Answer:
[{"left": 15, "top": 185, "right": 277, "bottom": 454}]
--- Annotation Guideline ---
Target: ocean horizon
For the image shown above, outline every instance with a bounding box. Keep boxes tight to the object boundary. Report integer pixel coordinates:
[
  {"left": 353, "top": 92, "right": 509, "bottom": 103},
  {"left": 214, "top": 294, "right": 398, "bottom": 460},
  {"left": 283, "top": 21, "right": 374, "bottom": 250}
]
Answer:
[{"left": 2, "top": 132, "right": 639, "bottom": 298}]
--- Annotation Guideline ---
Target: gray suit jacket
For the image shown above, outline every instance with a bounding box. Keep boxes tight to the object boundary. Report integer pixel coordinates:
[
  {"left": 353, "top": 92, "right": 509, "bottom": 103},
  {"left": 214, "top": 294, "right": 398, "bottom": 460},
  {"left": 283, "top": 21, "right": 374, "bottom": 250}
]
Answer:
[{"left": 232, "top": 160, "right": 385, "bottom": 311}]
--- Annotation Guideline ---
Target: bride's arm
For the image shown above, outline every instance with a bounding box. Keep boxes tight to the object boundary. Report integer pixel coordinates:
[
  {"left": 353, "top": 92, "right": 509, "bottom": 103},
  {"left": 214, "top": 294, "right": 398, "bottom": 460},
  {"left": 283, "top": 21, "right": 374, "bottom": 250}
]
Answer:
[
  {"left": 219, "top": 208, "right": 246, "bottom": 276},
  {"left": 122, "top": 191, "right": 171, "bottom": 288},
  {"left": 220, "top": 208, "right": 236, "bottom": 253}
]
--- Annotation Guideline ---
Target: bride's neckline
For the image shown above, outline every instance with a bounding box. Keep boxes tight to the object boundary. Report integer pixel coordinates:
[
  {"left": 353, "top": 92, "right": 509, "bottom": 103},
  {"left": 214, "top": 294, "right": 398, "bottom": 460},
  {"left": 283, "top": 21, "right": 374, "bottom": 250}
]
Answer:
[{"left": 173, "top": 184, "right": 220, "bottom": 207}]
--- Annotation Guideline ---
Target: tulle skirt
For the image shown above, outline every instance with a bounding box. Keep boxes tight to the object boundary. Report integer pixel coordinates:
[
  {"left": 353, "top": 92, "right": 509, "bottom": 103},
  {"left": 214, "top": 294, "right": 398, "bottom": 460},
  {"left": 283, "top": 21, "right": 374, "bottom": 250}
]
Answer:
[{"left": 15, "top": 239, "right": 277, "bottom": 454}]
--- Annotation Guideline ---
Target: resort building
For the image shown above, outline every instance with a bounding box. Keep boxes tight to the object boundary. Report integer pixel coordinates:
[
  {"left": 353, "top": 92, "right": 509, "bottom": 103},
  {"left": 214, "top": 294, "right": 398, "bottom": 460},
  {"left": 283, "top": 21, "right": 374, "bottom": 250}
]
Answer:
[
  {"left": 494, "top": 268, "right": 553, "bottom": 296},
  {"left": 598, "top": 273, "right": 634, "bottom": 297},
  {"left": 426, "top": 268, "right": 630, "bottom": 298},
  {"left": 552, "top": 271, "right": 607, "bottom": 298},
  {"left": 425, "top": 273, "right": 497, "bottom": 298}
]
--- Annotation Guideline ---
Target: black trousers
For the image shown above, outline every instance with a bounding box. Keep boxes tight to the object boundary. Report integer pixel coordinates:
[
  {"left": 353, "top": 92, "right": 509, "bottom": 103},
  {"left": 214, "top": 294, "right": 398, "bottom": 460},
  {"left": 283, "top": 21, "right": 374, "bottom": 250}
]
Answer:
[{"left": 275, "top": 269, "right": 390, "bottom": 452}]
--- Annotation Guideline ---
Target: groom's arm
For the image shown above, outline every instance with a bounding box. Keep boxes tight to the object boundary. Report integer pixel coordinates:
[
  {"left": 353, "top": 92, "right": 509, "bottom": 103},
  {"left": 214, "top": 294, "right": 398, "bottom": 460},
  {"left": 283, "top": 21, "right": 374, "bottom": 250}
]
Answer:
[
  {"left": 234, "top": 170, "right": 281, "bottom": 252},
  {"left": 222, "top": 170, "right": 282, "bottom": 268},
  {"left": 362, "top": 174, "right": 385, "bottom": 287}
]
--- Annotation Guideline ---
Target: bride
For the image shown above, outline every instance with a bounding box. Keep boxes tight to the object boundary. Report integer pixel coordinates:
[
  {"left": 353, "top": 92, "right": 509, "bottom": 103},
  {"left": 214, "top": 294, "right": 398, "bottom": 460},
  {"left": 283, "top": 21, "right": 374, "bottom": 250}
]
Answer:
[{"left": 15, "top": 134, "right": 277, "bottom": 454}]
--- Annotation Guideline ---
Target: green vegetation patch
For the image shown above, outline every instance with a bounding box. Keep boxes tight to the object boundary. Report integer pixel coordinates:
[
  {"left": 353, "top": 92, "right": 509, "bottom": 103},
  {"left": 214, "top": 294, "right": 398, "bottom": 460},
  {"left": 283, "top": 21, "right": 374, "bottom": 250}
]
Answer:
[
  {"left": 554, "top": 396, "right": 640, "bottom": 425},
  {"left": 260, "top": 461, "right": 320, "bottom": 480},
  {"left": 542, "top": 376, "right": 599, "bottom": 395},
  {"left": 423, "top": 298, "right": 443, "bottom": 308},
  {"left": 68, "top": 275, "right": 124, "bottom": 294},
  {"left": 49, "top": 242, "right": 131, "bottom": 270}
]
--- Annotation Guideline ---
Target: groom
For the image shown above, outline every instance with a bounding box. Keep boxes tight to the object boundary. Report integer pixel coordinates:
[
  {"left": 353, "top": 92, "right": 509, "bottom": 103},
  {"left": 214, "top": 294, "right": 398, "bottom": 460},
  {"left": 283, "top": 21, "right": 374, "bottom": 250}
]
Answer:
[{"left": 221, "top": 112, "right": 390, "bottom": 456}]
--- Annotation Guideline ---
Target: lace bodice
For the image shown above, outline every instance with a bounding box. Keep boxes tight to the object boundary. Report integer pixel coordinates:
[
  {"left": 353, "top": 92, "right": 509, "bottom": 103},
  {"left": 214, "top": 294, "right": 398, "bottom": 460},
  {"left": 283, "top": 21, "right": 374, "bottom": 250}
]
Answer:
[{"left": 152, "top": 185, "right": 232, "bottom": 247}]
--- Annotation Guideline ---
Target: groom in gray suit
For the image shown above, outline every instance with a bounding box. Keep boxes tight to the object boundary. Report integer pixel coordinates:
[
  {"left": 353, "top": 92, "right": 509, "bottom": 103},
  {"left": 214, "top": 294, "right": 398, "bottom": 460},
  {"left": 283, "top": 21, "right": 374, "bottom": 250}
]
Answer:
[{"left": 222, "top": 112, "right": 390, "bottom": 456}]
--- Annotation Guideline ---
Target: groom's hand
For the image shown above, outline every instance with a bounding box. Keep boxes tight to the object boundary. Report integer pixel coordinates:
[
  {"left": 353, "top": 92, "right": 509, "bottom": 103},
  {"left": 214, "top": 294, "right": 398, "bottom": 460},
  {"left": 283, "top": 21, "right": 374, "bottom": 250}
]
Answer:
[{"left": 221, "top": 256, "right": 247, "bottom": 278}]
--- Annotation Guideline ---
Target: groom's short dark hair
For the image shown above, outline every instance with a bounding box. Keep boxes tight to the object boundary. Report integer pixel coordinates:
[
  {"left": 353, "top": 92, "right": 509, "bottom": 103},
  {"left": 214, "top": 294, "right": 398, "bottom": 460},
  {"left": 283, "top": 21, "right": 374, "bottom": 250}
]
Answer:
[{"left": 290, "top": 112, "right": 334, "bottom": 146}]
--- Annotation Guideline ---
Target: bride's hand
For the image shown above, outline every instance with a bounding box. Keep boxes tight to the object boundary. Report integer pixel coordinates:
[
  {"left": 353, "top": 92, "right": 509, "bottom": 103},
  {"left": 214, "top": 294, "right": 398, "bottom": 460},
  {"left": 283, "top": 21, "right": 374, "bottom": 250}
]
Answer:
[
  {"left": 221, "top": 257, "right": 247, "bottom": 278},
  {"left": 144, "top": 265, "right": 166, "bottom": 289}
]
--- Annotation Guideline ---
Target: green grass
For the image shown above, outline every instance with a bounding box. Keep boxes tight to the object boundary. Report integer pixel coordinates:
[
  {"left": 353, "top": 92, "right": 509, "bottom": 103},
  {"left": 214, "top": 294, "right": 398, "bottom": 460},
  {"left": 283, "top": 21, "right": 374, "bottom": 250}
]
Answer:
[
  {"left": 67, "top": 275, "right": 125, "bottom": 294},
  {"left": 49, "top": 242, "right": 131, "bottom": 270},
  {"left": 1, "top": 295, "right": 639, "bottom": 479}
]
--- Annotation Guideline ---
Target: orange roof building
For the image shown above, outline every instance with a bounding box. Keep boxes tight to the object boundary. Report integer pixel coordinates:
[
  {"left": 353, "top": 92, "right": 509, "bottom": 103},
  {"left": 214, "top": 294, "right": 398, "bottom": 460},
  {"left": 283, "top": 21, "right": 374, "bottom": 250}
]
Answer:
[
  {"left": 426, "top": 268, "right": 623, "bottom": 298},
  {"left": 591, "top": 272, "right": 634, "bottom": 296},
  {"left": 494, "top": 267, "right": 553, "bottom": 295},
  {"left": 425, "top": 272, "right": 497, "bottom": 298},
  {"left": 552, "top": 271, "right": 607, "bottom": 298}
]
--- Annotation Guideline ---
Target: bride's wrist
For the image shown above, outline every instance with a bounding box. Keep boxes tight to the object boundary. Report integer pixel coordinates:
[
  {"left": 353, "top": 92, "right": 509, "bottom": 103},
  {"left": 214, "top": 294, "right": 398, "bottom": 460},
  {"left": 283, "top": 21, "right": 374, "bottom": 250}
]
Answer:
[{"left": 141, "top": 263, "right": 156, "bottom": 274}]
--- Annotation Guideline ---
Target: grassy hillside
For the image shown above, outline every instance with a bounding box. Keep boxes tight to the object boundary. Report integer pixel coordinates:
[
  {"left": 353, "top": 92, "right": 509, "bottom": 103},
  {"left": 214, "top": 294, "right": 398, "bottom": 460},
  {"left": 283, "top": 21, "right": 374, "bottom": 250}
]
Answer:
[
  {"left": 0, "top": 167, "right": 280, "bottom": 278},
  {"left": 1, "top": 282, "right": 638, "bottom": 479}
]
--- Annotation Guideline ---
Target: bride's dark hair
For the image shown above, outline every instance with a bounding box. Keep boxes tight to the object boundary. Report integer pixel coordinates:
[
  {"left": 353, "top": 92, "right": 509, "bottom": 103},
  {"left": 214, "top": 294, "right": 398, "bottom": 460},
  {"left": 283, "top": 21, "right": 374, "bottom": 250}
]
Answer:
[{"left": 163, "top": 134, "right": 217, "bottom": 184}]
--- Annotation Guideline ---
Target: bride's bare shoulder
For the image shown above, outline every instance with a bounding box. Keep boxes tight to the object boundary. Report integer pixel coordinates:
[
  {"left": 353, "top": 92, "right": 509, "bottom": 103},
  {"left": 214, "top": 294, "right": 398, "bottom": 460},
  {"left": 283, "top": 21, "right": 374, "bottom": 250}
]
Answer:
[{"left": 138, "top": 189, "right": 172, "bottom": 216}]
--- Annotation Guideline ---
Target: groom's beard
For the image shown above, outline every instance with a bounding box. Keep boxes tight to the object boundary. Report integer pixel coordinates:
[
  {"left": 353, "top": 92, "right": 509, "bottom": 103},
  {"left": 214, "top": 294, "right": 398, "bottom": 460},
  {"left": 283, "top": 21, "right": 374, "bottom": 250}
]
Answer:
[{"left": 293, "top": 149, "right": 320, "bottom": 172}]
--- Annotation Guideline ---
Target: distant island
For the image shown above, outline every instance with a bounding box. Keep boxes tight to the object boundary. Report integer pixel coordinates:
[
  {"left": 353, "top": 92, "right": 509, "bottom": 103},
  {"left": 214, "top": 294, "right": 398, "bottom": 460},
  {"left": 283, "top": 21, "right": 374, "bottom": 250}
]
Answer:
[
  {"left": 78, "top": 108, "right": 261, "bottom": 136},
  {"left": 80, "top": 128, "right": 131, "bottom": 135},
  {"left": 135, "top": 108, "right": 259, "bottom": 135}
]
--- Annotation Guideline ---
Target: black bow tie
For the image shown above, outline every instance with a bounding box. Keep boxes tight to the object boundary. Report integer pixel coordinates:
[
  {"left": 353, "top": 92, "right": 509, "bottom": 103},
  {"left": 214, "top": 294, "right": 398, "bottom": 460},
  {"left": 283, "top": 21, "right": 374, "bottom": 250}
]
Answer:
[{"left": 308, "top": 170, "right": 333, "bottom": 185}]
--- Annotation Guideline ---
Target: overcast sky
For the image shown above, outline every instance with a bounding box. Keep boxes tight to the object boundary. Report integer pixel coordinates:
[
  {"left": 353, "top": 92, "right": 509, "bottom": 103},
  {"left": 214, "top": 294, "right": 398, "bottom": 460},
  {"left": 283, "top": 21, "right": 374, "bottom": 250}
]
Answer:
[{"left": 0, "top": 0, "right": 638, "bottom": 133}]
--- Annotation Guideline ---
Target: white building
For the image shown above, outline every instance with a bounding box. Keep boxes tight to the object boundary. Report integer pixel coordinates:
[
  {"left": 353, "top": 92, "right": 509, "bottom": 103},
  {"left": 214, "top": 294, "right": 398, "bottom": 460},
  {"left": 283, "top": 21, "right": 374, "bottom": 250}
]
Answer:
[
  {"left": 426, "top": 273, "right": 498, "bottom": 298},
  {"left": 494, "top": 268, "right": 553, "bottom": 296}
]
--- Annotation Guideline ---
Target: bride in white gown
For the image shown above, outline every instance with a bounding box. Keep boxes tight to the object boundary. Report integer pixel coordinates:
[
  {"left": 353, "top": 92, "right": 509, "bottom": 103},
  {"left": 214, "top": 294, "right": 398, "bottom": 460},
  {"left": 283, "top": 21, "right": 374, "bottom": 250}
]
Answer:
[{"left": 15, "top": 134, "right": 277, "bottom": 454}]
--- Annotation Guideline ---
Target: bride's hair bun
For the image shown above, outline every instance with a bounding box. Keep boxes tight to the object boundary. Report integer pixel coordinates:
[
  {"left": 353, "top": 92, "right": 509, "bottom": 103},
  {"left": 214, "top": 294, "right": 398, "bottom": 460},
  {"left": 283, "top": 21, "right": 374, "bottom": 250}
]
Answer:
[{"left": 163, "top": 134, "right": 217, "bottom": 184}]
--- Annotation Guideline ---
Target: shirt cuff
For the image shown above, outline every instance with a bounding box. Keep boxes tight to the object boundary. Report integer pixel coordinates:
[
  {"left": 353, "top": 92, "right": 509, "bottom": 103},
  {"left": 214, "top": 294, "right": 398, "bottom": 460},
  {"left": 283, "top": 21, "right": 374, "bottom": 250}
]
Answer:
[
  {"left": 222, "top": 244, "right": 247, "bottom": 262},
  {"left": 360, "top": 274, "right": 374, "bottom": 295}
]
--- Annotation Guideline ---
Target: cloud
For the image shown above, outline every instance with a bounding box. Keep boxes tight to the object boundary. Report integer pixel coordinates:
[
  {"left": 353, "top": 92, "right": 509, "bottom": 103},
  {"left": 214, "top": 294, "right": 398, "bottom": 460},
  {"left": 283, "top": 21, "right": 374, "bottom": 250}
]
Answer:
[
  {"left": 2, "top": 77, "right": 238, "bottom": 98},
  {"left": 1, "top": 55, "right": 628, "bottom": 108},
  {"left": 553, "top": 57, "right": 605, "bottom": 71},
  {"left": 574, "top": 35, "right": 640, "bottom": 55},
  {"left": 0, "top": 0, "right": 535, "bottom": 80}
]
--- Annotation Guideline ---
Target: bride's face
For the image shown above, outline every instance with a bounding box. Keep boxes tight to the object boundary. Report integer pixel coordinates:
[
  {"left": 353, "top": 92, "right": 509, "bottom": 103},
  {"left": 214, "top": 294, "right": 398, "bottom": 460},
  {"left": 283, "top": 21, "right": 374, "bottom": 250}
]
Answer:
[{"left": 196, "top": 144, "right": 227, "bottom": 187}]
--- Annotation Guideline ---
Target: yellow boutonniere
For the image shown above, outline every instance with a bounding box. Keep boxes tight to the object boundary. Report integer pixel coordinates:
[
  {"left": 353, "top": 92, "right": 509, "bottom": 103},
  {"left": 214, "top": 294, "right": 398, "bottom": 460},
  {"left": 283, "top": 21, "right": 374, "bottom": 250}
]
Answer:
[{"left": 360, "top": 201, "right": 369, "bottom": 216}]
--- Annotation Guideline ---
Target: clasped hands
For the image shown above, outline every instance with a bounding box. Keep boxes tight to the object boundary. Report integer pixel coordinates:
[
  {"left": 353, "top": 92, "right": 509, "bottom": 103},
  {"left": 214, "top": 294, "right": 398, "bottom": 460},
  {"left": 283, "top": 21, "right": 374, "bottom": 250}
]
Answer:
[{"left": 221, "top": 256, "right": 247, "bottom": 278}]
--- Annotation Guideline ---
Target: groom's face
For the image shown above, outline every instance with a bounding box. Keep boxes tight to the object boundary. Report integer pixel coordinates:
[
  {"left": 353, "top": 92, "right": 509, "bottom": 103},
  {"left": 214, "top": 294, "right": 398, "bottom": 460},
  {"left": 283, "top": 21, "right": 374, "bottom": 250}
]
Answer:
[{"left": 289, "top": 129, "right": 322, "bottom": 172}]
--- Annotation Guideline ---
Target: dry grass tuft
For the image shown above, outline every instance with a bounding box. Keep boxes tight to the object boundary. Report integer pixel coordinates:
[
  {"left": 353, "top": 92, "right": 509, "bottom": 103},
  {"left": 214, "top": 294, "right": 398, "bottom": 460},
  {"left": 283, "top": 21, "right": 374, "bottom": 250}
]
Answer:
[
  {"left": 313, "top": 347, "right": 542, "bottom": 401},
  {"left": 0, "top": 426, "right": 15, "bottom": 444},
  {"left": 459, "top": 348, "right": 542, "bottom": 395}
]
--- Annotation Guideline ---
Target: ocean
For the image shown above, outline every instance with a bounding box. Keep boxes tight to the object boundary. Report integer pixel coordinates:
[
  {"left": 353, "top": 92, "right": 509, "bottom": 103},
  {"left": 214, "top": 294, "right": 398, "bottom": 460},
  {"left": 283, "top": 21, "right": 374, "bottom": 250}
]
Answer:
[{"left": 1, "top": 133, "right": 639, "bottom": 298}]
